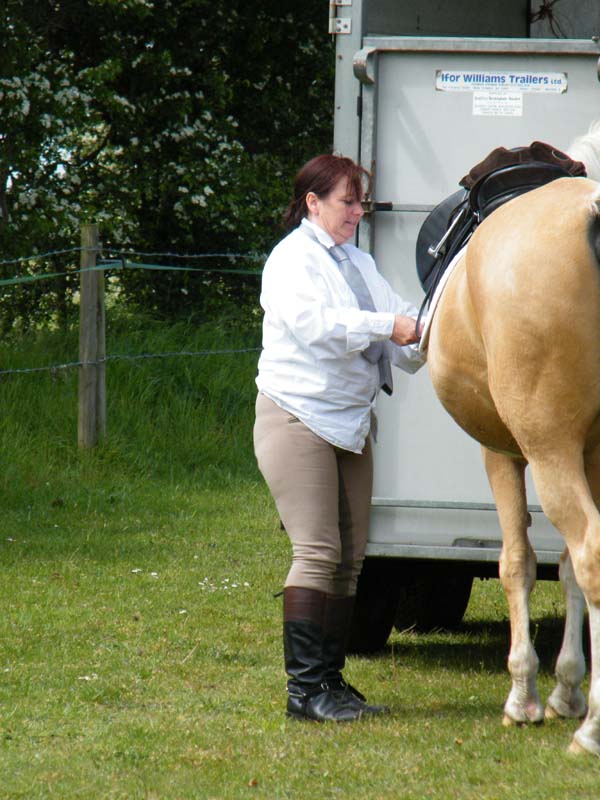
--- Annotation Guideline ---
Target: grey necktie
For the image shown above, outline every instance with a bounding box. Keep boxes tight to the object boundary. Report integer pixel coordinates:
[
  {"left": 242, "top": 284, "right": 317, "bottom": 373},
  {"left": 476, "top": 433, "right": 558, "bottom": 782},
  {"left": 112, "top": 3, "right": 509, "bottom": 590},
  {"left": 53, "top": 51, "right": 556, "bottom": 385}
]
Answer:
[{"left": 327, "top": 243, "right": 393, "bottom": 396}]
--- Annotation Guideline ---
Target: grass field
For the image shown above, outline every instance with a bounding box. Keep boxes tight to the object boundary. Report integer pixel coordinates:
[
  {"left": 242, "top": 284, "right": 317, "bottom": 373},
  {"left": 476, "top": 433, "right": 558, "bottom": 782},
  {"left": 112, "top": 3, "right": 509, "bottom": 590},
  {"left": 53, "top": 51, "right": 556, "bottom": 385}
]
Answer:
[{"left": 1, "top": 319, "right": 599, "bottom": 798}]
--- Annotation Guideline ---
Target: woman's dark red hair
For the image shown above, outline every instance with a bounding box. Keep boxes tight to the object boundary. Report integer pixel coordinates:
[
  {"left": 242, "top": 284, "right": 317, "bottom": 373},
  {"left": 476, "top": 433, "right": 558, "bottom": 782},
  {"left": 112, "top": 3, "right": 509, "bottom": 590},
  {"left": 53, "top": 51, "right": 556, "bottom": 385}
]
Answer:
[{"left": 283, "top": 154, "right": 371, "bottom": 230}]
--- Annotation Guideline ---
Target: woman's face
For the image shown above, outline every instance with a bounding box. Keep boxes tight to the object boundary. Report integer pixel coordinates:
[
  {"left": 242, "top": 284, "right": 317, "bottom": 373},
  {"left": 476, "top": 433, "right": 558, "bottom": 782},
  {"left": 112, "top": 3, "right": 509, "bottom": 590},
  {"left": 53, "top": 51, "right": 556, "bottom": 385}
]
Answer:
[{"left": 306, "top": 176, "right": 364, "bottom": 244}]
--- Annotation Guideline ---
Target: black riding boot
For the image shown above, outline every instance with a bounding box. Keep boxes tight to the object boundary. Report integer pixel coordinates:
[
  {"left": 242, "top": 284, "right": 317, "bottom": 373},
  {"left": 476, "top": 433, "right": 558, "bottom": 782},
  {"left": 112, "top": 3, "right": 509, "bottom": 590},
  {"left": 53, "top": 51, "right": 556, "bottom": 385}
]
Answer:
[
  {"left": 322, "top": 594, "right": 389, "bottom": 716},
  {"left": 283, "top": 587, "right": 368, "bottom": 722}
]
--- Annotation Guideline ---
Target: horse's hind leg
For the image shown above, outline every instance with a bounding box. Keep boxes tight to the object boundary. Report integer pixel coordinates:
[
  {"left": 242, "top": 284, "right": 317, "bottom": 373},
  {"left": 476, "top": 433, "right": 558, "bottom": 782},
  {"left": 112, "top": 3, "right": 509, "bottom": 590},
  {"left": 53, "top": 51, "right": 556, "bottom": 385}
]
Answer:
[
  {"left": 482, "top": 447, "right": 544, "bottom": 725},
  {"left": 566, "top": 445, "right": 600, "bottom": 753},
  {"left": 527, "top": 448, "right": 600, "bottom": 754},
  {"left": 545, "top": 548, "right": 587, "bottom": 721},
  {"left": 571, "top": 603, "right": 600, "bottom": 755}
]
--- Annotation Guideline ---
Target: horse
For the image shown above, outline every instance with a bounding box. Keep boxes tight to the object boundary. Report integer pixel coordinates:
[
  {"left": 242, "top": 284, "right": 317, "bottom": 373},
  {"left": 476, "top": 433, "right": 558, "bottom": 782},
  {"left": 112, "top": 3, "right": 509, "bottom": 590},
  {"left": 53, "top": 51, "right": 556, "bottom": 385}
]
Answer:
[{"left": 425, "top": 122, "right": 600, "bottom": 755}]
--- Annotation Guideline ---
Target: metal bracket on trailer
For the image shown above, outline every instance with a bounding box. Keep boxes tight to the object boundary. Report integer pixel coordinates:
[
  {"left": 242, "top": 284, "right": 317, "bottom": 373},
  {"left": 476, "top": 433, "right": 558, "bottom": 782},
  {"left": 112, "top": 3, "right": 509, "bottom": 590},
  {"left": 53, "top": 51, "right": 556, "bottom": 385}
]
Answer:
[
  {"left": 361, "top": 201, "right": 436, "bottom": 215},
  {"left": 329, "top": 0, "right": 352, "bottom": 35},
  {"left": 353, "top": 46, "right": 377, "bottom": 84},
  {"left": 371, "top": 497, "right": 543, "bottom": 513}
]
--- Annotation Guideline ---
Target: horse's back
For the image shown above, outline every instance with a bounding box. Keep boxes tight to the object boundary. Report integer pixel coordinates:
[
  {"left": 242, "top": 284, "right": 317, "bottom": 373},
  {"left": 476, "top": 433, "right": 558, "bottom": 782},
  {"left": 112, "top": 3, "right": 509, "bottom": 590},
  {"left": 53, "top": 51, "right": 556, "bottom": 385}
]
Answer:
[
  {"left": 429, "top": 176, "right": 600, "bottom": 458},
  {"left": 469, "top": 177, "right": 600, "bottom": 324}
]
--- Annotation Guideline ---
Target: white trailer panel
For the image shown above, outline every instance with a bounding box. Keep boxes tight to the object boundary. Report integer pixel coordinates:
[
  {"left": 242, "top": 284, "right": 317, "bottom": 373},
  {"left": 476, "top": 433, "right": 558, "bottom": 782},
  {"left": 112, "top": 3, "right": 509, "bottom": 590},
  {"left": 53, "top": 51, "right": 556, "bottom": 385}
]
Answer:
[{"left": 356, "top": 37, "right": 600, "bottom": 566}]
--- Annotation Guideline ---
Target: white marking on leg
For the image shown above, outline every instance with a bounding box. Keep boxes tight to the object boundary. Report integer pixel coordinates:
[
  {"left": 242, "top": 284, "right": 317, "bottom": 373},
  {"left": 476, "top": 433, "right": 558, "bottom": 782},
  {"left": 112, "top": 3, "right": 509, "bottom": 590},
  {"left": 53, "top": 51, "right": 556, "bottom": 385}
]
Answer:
[
  {"left": 571, "top": 602, "right": 600, "bottom": 755},
  {"left": 502, "top": 593, "right": 544, "bottom": 725},
  {"left": 546, "top": 550, "right": 587, "bottom": 720}
]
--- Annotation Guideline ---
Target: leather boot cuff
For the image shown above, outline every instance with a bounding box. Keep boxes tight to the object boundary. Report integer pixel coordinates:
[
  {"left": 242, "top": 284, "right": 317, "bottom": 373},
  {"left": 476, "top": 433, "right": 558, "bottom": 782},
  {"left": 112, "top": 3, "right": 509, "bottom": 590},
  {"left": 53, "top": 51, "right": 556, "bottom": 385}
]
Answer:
[{"left": 283, "top": 586, "right": 327, "bottom": 625}]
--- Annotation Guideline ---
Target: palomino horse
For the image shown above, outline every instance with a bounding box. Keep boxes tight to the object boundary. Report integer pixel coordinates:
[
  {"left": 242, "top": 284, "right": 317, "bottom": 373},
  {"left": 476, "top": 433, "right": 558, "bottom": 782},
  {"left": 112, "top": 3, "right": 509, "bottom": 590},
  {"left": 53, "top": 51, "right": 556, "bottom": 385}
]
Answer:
[{"left": 426, "top": 125, "right": 600, "bottom": 755}]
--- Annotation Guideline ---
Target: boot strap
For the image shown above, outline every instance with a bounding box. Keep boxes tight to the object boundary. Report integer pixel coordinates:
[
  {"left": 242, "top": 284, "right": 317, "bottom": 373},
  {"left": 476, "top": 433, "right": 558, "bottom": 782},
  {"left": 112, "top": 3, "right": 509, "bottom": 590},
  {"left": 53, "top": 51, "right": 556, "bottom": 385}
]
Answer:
[
  {"left": 287, "top": 679, "right": 355, "bottom": 700},
  {"left": 320, "top": 677, "right": 367, "bottom": 702},
  {"left": 345, "top": 682, "right": 367, "bottom": 702}
]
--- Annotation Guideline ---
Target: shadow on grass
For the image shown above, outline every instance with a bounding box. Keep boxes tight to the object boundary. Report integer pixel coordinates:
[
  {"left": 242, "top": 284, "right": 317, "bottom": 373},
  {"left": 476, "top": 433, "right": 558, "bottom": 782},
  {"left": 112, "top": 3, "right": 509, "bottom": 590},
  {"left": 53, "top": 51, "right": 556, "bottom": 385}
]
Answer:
[{"left": 362, "top": 613, "right": 590, "bottom": 676}]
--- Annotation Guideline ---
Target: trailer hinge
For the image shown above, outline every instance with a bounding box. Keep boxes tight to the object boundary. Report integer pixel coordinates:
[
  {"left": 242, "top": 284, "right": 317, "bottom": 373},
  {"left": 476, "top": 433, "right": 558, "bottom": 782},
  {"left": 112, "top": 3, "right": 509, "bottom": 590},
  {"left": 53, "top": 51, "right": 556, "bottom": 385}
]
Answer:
[{"left": 329, "top": 0, "right": 352, "bottom": 35}]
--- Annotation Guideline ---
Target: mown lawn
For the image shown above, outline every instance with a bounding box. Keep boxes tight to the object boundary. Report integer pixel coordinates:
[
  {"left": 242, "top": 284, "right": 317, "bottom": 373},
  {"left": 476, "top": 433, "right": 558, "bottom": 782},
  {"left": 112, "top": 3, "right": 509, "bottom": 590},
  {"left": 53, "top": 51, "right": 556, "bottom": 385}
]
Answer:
[{"left": 0, "top": 322, "right": 599, "bottom": 798}]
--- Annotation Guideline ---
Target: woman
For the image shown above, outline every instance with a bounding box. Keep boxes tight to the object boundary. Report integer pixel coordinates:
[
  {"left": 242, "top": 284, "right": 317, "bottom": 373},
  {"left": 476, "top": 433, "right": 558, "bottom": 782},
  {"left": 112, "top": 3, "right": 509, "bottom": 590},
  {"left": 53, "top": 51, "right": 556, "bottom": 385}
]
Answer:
[{"left": 254, "top": 154, "right": 425, "bottom": 722}]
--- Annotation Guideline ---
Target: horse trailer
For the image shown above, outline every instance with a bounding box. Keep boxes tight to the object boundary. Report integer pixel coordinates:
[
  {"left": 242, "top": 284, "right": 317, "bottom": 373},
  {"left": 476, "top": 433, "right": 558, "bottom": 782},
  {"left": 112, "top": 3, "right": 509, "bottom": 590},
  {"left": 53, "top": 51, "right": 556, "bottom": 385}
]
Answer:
[{"left": 330, "top": 0, "right": 600, "bottom": 652}]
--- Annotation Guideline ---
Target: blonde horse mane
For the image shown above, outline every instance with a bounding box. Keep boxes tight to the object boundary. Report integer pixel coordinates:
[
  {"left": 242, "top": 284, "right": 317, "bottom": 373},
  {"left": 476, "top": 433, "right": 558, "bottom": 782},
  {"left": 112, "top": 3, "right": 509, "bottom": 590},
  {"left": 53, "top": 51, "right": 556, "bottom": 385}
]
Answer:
[{"left": 568, "top": 121, "right": 600, "bottom": 182}]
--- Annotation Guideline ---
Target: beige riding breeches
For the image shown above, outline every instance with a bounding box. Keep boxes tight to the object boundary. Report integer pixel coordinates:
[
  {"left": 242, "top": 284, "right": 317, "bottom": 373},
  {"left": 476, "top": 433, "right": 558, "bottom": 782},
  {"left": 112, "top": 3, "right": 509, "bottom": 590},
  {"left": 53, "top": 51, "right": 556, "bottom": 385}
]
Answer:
[{"left": 253, "top": 393, "right": 373, "bottom": 596}]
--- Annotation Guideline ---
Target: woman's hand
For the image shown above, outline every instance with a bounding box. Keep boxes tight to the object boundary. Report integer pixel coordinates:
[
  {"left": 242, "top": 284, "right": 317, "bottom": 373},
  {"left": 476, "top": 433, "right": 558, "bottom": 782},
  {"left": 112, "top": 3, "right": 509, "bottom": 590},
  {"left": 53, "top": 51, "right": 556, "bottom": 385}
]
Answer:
[{"left": 390, "top": 315, "right": 422, "bottom": 346}]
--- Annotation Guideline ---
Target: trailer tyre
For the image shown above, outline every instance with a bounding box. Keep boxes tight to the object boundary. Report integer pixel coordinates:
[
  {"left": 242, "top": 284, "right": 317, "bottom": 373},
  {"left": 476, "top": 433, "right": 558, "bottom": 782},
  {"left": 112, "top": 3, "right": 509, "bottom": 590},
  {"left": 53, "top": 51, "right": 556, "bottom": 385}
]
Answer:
[
  {"left": 394, "top": 565, "right": 473, "bottom": 632},
  {"left": 347, "top": 558, "right": 403, "bottom": 654}
]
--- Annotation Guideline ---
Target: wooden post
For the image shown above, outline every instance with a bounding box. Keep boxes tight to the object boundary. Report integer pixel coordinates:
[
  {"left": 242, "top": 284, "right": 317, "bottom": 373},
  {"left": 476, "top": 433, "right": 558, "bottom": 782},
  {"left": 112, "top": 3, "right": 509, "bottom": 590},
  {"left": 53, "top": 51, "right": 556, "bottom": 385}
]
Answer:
[{"left": 78, "top": 223, "right": 106, "bottom": 448}]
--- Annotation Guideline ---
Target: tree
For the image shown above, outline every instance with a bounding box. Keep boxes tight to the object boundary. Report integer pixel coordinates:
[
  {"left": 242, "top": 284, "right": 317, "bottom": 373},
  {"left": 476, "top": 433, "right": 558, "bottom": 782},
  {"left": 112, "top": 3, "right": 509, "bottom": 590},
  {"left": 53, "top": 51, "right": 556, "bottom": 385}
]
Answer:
[{"left": 0, "top": 0, "right": 335, "bottom": 327}]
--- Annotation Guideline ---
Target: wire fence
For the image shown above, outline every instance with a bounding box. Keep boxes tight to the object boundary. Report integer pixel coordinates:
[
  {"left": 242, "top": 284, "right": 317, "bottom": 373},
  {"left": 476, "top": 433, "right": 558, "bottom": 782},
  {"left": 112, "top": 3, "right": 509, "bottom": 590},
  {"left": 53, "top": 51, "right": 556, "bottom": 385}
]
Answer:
[
  {"left": 0, "top": 242, "right": 264, "bottom": 379},
  {"left": 0, "top": 246, "right": 266, "bottom": 283},
  {"left": 0, "top": 348, "right": 261, "bottom": 377}
]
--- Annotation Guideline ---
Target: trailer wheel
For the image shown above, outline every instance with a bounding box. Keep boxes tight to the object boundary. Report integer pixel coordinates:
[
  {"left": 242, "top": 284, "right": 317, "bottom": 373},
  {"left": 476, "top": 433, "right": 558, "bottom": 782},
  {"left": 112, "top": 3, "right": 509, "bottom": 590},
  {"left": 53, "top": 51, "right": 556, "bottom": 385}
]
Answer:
[
  {"left": 394, "top": 564, "right": 473, "bottom": 632},
  {"left": 347, "top": 558, "right": 403, "bottom": 654}
]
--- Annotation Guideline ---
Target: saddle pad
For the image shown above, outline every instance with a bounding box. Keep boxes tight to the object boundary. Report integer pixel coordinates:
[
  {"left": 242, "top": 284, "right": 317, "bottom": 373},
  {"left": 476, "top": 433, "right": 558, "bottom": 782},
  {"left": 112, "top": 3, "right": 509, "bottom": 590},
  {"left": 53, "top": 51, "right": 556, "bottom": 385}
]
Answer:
[{"left": 418, "top": 245, "right": 467, "bottom": 354}]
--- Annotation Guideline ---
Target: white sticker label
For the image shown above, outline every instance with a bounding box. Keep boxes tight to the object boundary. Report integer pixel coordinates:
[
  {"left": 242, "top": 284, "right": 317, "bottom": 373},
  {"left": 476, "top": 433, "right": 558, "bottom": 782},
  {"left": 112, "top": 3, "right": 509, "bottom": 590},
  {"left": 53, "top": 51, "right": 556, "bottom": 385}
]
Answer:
[
  {"left": 473, "top": 91, "right": 523, "bottom": 117},
  {"left": 436, "top": 70, "right": 567, "bottom": 94}
]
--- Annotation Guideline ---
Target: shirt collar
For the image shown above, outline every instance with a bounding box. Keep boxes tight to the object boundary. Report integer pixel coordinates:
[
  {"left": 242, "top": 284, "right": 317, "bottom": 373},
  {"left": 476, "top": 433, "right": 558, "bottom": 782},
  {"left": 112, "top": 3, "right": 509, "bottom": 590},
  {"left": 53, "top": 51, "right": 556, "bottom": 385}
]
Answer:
[{"left": 300, "top": 217, "right": 336, "bottom": 249}]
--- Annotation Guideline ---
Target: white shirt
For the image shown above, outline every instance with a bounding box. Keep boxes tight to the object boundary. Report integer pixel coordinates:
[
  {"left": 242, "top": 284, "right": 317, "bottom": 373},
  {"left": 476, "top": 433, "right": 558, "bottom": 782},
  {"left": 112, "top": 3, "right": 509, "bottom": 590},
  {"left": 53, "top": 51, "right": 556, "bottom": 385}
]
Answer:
[{"left": 256, "top": 218, "right": 426, "bottom": 453}]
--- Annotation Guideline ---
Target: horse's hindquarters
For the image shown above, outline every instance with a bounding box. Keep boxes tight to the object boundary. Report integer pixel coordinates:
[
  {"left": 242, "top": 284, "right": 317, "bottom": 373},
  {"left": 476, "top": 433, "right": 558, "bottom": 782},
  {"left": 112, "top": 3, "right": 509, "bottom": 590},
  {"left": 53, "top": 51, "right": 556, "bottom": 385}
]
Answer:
[
  {"left": 472, "top": 179, "right": 600, "bottom": 454},
  {"left": 427, "top": 254, "right": 522, "bottom": 457},
  {"left": 431, "top": 178, "right": 600, "bottom": 461}
]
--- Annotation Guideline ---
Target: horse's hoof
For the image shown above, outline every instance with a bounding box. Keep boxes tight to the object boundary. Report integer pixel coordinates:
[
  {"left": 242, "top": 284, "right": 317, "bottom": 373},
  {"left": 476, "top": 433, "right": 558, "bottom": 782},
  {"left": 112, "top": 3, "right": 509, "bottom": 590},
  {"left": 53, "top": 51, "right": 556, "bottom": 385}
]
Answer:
[
  {"left": 502, "top": 714, "right": 525, "bottom": 728},
  {"left": 546, "top": 688, "right": 587, "bottom": 720},
  {"left": 545, "top": 703, "right": 586, "bottom": 721},
  {"left": 569, "top": 732, "right": 600, "bottom": 756},
  {"left": 503, "top": 697, "right": 545, "bottom": 727}
]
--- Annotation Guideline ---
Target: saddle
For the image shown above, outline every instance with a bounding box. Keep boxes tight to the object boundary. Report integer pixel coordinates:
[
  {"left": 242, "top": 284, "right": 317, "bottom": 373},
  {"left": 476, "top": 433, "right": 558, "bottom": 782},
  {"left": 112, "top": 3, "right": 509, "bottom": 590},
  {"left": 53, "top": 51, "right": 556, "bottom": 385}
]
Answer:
[{"left": 415, "top": 143, "right": 587, "bottom": 314}]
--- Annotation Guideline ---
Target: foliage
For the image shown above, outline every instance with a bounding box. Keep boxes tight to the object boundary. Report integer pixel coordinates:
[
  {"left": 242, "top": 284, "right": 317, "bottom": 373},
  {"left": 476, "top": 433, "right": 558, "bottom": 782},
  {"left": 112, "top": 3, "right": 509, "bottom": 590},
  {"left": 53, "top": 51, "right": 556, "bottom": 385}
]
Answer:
[{"left": 0, "top": 0, "right": 335, "bottom": 326}]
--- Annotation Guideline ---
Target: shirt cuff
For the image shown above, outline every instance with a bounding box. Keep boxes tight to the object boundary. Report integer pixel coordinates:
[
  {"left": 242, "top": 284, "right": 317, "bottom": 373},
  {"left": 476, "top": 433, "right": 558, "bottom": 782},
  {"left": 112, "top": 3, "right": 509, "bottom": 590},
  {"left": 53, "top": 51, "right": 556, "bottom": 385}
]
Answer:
[{"left": 370, "top": 312, "right": 395, "bottom": 340}]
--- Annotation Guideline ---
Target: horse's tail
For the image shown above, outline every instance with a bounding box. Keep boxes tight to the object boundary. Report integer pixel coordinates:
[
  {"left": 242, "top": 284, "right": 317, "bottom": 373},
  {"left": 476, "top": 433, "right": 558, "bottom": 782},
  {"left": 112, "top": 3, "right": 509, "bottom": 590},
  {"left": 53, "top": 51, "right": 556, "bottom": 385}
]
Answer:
[{"left": 569, "top": 121, "right": 600, "bottom": 181}]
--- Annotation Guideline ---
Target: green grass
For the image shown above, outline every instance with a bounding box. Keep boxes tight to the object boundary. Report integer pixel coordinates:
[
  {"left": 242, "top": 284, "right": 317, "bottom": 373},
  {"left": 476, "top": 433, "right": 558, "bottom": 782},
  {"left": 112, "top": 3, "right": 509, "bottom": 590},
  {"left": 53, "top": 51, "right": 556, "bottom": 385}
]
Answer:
[{"left": 1, "top": 319, "right": 599, "bottom": 798}]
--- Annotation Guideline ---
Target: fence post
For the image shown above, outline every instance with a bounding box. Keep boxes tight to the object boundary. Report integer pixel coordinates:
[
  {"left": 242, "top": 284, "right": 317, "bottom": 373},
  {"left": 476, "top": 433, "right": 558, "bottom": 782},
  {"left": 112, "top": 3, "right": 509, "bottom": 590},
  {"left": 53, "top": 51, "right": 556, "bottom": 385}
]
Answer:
[{"left": 78, "top": 223, "right": 106, "bottom": 448}]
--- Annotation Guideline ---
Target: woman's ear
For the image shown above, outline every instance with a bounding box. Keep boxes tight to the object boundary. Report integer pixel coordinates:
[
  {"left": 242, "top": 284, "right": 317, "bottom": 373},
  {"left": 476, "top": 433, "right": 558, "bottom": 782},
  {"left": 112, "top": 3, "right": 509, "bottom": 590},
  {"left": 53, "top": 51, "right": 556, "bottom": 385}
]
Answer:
[{"left": 305, "top": 191, "right": 319, "bottom": 216}]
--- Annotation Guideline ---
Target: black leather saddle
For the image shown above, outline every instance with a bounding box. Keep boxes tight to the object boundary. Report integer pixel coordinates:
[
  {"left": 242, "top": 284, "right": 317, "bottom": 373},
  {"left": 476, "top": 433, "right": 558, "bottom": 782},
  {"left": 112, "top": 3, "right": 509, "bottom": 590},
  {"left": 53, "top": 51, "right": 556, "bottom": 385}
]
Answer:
[{"left": 416, "top": 160, "right": 578, "bottom": 307}]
